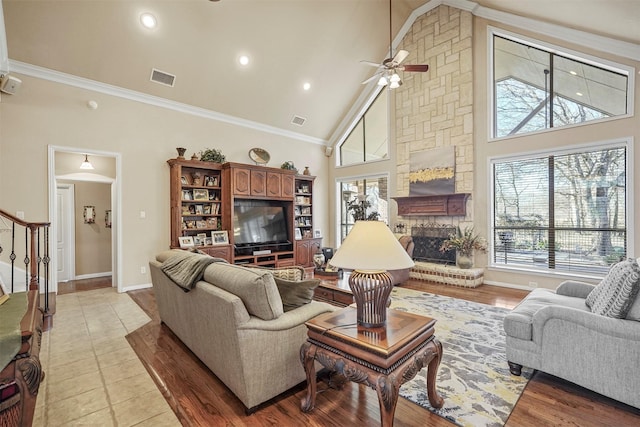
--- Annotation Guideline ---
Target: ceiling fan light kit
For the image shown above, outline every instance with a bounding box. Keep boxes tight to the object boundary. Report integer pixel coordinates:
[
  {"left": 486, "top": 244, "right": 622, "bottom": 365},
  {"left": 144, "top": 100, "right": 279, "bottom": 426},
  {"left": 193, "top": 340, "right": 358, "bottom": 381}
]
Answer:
[{"left": 361, "top": 0, "right": 429, "bottom": 89}]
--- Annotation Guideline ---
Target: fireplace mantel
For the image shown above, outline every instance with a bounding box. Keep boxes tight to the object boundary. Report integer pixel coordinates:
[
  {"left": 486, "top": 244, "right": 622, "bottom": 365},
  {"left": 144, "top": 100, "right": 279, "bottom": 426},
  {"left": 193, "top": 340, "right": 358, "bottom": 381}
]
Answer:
[{"left": 392, "top": 194, "right": 470, "bottom": 216}]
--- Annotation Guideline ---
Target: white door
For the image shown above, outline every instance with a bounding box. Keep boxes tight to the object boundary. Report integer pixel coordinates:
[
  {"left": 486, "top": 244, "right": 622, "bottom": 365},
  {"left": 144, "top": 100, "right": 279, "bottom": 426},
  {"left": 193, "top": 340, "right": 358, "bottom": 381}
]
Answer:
[{"left": 56, "top": 184, "right": 75, "bottom": 282}]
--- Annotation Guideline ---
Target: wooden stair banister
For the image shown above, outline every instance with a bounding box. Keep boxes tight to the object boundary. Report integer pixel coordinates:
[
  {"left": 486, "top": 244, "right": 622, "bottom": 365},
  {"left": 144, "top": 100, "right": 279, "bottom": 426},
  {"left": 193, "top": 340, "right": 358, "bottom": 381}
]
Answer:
[{"left": 0, "top": 209, "right": 54, "bottom": 330}]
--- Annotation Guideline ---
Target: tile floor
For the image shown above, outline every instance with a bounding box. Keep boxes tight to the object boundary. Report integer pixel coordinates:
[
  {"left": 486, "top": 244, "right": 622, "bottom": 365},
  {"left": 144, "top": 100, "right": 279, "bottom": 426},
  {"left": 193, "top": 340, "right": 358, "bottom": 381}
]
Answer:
[{"left": 34, "top": 288, "right": 180, "bottom": 426}]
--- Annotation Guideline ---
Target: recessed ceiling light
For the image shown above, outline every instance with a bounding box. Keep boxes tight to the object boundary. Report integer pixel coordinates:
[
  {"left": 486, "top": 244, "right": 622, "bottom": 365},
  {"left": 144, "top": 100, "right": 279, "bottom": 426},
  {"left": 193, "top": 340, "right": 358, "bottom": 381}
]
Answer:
[
  {"left": 569, "top": 70, "right": 577, "bottom": 76},
  {"left": 576, "top": 92, "right": 583, "bottom": 96},
  {"left": 303, "top": 82, "right": 311, "bottom": 91},
  {"left": 140, "top": 13, "right": 157, "bottom": 29},
  {"left": 239, "top": 55, "right": 249, "bottom": 66}
]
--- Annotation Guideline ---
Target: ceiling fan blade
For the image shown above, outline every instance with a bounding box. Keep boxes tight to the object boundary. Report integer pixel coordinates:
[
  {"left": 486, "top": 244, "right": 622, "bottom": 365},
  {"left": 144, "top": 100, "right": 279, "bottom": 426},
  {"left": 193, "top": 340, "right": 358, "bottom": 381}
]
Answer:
[
  {"left": 361, "top": 73, "right": 381, "bottom": 85},
  {"left": 360, "top": 60, "right": 382, "bottom": 68},
  {"left": 402, "top": 64, "right": 429, "bottom": 72},
  {"left": 392, "top": 50, "right": 409, "bottom": 65}
]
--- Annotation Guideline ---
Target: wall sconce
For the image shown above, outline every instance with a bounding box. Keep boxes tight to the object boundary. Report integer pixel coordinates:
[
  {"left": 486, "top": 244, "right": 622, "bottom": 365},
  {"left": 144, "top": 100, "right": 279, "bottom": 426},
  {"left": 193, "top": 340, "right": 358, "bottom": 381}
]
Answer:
[
  {"left": 105, "top": 210, "right": 112, "bottom": 228},
  {"left": 84, "top": 206, "right": 95, "bottom": 224}
]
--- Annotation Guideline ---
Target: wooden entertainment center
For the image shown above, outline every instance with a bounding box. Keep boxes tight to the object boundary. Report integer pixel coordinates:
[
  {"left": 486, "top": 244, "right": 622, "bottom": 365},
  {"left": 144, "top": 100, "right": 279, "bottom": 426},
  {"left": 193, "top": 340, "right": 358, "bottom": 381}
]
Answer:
[{"left": 168, "top": 158, "right": 321, "bottom": 268}]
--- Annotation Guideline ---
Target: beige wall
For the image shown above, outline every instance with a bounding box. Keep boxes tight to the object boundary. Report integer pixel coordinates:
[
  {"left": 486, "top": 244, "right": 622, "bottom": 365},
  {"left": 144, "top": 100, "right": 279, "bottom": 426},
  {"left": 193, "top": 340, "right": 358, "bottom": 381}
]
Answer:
[
  {"left": 0, "top": 75, "right": 329, "bottom": 289},
  {"left": 68, "top": 181, "right": 112, "bottom": 276}
]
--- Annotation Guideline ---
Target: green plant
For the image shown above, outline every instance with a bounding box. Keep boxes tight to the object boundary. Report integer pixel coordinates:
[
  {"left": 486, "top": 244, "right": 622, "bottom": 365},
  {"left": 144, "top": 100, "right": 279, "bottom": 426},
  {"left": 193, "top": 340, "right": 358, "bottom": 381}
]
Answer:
[
  {"left": 280, "top": 161, "right": 298, "bottom": 173},
  {"left": 346, "top": 196, "right": 380, "bottom": 221},
  {"left": 440, "top": 226, "right": 487, "bottom": 257},
  {"left": 199, "top": 148, "right": 226, "bottom": 163}
]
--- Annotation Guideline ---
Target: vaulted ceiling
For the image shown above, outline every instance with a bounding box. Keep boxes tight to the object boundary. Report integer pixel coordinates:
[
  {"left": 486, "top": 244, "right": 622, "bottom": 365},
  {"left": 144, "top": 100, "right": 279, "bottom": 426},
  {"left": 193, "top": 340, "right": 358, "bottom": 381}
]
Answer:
[{"left": 3, "top": 0, "right": 639, "bottom": 146}]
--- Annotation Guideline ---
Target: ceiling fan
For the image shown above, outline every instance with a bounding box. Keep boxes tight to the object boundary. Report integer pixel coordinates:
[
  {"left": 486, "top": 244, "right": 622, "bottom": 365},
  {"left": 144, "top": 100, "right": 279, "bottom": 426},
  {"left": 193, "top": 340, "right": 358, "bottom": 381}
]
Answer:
[{"left": 361, "top": 0, "right": 429, "bottom": 88}]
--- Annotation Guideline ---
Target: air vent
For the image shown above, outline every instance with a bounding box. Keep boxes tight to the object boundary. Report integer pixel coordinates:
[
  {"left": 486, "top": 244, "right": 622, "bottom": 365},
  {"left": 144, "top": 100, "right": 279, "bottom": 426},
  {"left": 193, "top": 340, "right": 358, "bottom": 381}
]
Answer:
[
  {"left": 291, "top": 115, "right": 306, "bottom": 126},
  {"left": 150, "top": 68, "right": 176, "bottom": 87}
]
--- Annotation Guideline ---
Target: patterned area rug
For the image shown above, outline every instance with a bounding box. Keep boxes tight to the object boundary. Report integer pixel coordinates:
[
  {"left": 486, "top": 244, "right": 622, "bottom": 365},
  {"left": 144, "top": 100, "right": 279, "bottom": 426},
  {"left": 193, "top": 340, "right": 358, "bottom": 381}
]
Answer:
[{"left": 390, "top": 287, "right": 532, "bottom": 427}]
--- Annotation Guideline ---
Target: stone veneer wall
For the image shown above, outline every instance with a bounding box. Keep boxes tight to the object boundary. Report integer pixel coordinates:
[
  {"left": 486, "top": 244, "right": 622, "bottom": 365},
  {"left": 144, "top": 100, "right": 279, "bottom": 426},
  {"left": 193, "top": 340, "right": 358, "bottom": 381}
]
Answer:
[{"left": 395, "top": 5, "right": 474, "bottom": 229}]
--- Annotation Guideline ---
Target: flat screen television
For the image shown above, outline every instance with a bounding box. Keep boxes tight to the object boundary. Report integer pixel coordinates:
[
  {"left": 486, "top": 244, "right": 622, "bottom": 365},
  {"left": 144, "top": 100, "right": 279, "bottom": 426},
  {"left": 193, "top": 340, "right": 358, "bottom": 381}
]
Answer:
[{"left": 233, "top": 200, "right": 289, "bottom": 246}]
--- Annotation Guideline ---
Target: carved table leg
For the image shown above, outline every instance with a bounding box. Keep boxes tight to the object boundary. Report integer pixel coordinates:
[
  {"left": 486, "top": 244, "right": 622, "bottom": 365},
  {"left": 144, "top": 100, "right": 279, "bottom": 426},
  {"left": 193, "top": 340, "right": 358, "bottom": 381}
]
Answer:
[
  {"left": 300, "top": 342, "right": 318, "bottom": 412},
  {"left": 376, "top": 375, "right": 401, "bottom": 427},
  {"left": 426, "top": 339, "right": 444, "bottom": 409}
]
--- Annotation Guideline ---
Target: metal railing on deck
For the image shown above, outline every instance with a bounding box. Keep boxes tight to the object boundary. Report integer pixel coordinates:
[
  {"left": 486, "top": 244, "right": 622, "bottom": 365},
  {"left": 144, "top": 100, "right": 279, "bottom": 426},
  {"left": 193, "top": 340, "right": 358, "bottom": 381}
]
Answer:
[{"left": 0, "top": 209, "right": 51, "bottom": 314}]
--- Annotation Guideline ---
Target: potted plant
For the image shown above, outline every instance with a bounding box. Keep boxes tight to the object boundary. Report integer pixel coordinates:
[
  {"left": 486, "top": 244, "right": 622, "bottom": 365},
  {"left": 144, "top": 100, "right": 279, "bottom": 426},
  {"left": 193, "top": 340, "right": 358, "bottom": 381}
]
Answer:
[
  {"left": 199, "top": 148, "right": 226, "bottom": 163},
  {"left": 280, "top": 161, "right": 298, "bottom": 174},
  {"left": 346, "top": 195, "right": 380, "bottom": 221},
  {"left": 439, "top": 226, "right": 487, "bottom": 269}
]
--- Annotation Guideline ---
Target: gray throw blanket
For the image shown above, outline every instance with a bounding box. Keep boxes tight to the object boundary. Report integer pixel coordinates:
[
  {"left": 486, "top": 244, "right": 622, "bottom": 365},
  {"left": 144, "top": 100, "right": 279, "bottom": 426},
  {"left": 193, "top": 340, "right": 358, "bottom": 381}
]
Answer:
[{"left": 160, "top": 251, "right": 223, "bottom": 291}]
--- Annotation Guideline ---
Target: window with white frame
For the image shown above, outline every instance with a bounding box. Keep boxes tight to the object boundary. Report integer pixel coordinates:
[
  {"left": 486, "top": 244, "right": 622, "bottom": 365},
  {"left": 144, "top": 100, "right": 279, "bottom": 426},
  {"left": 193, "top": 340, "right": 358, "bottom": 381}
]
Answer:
[
  {"left": 492, "top": 33, "right": 631, "bottom": 139},
  {"left": 340, "top": 90, "right": 388, "bottom": 166},
  {"left": 491, "top": 143, "right": 628, "bottom": 275}
]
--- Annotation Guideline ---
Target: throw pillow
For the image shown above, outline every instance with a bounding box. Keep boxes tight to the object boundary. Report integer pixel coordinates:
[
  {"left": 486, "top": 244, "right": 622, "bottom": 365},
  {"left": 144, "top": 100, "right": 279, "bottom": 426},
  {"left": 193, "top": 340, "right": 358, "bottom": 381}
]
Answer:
[
  {"left": 274, "top": 277, "right": 319, "bottom": 312},
  {"left": 585, "top": 258, "right": 640, "bottom": 318}
]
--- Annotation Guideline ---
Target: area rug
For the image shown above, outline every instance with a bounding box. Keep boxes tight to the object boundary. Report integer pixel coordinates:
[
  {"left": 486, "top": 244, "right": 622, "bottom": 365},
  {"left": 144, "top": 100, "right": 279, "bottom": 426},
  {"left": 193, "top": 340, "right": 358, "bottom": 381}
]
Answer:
[{"left": 389, "top": 287, "right": 532, "bottom": 427}]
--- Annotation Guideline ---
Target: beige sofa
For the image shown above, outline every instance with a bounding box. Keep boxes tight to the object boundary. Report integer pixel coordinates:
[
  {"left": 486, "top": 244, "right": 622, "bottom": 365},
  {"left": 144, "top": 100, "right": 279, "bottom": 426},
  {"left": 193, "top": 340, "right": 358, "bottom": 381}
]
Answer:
[{"left": 149, "top": 251, "right": 335, "bottom": 412}]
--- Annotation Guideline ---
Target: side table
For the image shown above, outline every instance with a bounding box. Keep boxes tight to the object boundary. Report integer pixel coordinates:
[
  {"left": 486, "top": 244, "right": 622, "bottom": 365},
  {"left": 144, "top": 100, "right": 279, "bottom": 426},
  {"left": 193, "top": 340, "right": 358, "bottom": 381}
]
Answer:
[{"left": 300, "top": 306, "right": 443, "bottom": 427}]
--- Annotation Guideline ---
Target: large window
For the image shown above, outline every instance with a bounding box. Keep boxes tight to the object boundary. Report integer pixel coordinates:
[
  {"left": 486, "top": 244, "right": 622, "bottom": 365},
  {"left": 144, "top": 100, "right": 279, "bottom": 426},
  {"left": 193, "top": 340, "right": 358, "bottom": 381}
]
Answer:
[
  {"left": 492, "top": 144, "right": 627, "bottom": 275},
  {"left": 340, "top": 90, "right": 388, "bottom": 166},
  {"left": 493, "top": 34, "right": 630, "bottom": 139},
  {"left": 338, "top": 176, "right": 388, "bottom": 242}
]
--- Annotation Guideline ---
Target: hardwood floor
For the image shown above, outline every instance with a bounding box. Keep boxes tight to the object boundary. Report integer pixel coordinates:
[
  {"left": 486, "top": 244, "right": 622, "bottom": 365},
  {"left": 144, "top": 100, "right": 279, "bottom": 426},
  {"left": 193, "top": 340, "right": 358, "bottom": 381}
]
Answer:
[
  {"left": 57, "top": 276, "right": 113, "bottom": 295},
  {"left": 126, "top": 280, "right": 640, "bottom": 426}
]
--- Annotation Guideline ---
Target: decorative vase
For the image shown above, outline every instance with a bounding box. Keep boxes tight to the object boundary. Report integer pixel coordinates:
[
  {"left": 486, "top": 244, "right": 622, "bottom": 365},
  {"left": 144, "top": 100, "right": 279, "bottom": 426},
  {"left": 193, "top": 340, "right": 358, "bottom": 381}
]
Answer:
[
  {"left": 303, "top": 166, "right": 310, "bottom": 175},
  {"left": 176, "top": 147, "right": 186, "bottom": 159},
  {"left": 191, "top": 172, "right": 202, "bottom": 186},
  {"left": 313, "top": 251, "right": 325, "bottom": 270},
  {"left": 191, "top": 153, "right": 199, "bottom": 161},
  {"left": 456, "top": 253, "right": 473, "bottom": 269}
]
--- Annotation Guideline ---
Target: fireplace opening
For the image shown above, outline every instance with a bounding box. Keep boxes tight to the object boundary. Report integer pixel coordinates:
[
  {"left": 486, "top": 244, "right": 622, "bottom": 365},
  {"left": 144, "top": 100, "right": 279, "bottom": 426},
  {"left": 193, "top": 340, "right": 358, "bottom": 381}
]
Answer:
[{"left": 411, "top": 225, "right": 456, "bottom": 265}]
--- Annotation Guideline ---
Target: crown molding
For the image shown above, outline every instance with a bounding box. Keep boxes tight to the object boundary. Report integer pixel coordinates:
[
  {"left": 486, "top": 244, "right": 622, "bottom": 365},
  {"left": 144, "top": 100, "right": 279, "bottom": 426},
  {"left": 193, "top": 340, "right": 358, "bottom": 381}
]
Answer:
[
  {"left": 9, "top": 60, "right": 327, "bottom": 146},
  {"left": 473, "top": 5, "right": 640, "bottom": 62}
]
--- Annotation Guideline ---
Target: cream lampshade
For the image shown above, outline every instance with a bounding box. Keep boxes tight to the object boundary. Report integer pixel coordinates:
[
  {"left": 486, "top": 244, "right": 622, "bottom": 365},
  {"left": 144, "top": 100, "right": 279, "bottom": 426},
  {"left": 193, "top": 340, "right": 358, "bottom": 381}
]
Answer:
[{"left": 329, "top": 220, "right": 414, "bottom": 328}]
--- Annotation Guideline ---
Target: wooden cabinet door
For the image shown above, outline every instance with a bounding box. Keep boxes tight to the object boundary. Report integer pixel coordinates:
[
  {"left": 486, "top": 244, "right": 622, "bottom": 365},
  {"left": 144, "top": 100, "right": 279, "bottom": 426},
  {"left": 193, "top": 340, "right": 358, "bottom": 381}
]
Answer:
[
  {"left": 281, "top": 174, "right": 295, "bottom": 198},
  {"left": 232, "top": 168, "right": 250, "bottom": 196},
  {"left": 296, "top": 240, "right": 310, "bottom": 266},
  {"left": 266, "top": 172, "right": 281, "bottom": 198},
  {"left": 250, "top": 170, "right": 266, "bottom": 196}
]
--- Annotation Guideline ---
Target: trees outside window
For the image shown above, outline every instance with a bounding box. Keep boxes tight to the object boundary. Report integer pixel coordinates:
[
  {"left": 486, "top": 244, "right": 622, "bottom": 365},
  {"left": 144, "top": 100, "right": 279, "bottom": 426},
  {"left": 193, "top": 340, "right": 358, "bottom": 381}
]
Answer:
[
  {"left": 493, "top": 34, "right": 630, "bottom": 139},
  {"left": 492, "top": 145, "right": 627, "bottom": 275}
]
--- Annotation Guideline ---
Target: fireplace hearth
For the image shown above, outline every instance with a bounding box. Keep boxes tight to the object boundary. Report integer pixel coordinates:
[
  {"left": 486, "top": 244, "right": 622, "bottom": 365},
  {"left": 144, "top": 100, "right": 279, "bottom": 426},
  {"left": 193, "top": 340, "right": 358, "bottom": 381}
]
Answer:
[{"left": 411, "top": 225, "right": 456, "bottom": 265}]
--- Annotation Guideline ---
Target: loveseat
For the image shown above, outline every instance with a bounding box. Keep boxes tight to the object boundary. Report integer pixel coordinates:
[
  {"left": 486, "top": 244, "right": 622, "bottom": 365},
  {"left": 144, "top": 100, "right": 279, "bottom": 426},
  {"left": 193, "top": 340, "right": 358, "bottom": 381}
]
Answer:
[
  {"left": 503, "top": 258, "right": 640, "bottom": 409},
  {"left": 149, "top": 250, "right": 335, "bottom": 412}
]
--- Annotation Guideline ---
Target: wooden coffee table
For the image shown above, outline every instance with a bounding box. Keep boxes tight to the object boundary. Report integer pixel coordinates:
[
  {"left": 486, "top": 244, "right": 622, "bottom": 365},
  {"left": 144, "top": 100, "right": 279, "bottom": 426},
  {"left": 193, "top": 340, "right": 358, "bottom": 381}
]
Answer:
[
  {"left": 300, "top": 306, "right": 443, "bottom": 427},
  {"left": 313, "top": 274, "right": 354, "bottom": 306}
]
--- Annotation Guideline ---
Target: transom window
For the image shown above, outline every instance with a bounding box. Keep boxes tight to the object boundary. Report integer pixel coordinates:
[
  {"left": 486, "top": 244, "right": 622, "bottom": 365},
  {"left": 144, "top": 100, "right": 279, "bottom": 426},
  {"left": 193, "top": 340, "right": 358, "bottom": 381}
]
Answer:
[
  {"left": 339, "top": 90, "right": 388, "bottom": 166},
  {"left": 492, "top": 144, "right": 628, "bottom": 275},
  {"left": 492, "top": 33, "right": 631, "bottom": 139}
]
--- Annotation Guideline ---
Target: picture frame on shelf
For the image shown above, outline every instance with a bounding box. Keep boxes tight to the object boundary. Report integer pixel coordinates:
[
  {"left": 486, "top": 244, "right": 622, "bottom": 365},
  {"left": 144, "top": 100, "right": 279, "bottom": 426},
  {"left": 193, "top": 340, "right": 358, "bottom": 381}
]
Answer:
[
  {"left": 178, "top": 236, "right": 195, "bottom": 248},
  {"left": 194, "top": 233, "right": 207, "bottom": 246},
  {"left": 196, "top": 220, "right": 207, "bottom": 229},
  {"left": 195, "top": 204, "right": 204, "bottom": 215},
  {"left": 212, "top": 230, "right": 229, "bottom": 245},
  {"left": 204, "top": 237, "right": 213, "bottom": 246},
  {"left": 206, "top": 217, "right": 217, "bottom": 229},
  {"left": 193, "top": 189, "right": 208, "bottom": 201},
  {"left": 181, "top": 175, "right": 191, "bottom": 185},
  {"left": 182, "top": 189, "right": 193, "bottom": 200},
  {"left": 203, "top": 204, "right": 212, "bottom": 215},
  {"left": 181, "top": 205, "right": 191, "bottom": 215},
  {"left": 205, "top": 176, "right": 215, "bottom": 187},
  {"left": 314, "top": 229, "right": 322, "bottom": 238},
  {"left": 294, "top": 228, "right": 302, "bottom": 240}
]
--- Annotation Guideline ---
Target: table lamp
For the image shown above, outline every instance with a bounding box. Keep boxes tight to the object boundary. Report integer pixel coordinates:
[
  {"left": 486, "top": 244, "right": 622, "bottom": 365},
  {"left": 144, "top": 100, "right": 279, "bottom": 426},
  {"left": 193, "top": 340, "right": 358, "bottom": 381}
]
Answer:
[{"left": 329, "top": 220, "right": 415, "bottom": 328}]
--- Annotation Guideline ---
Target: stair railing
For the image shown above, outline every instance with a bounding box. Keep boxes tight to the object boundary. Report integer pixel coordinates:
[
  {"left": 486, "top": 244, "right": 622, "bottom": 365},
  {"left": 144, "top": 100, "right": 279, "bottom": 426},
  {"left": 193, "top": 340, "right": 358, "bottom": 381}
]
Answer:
[{"left": 0, "top": 209, "right": 51, "bottom": 315}]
